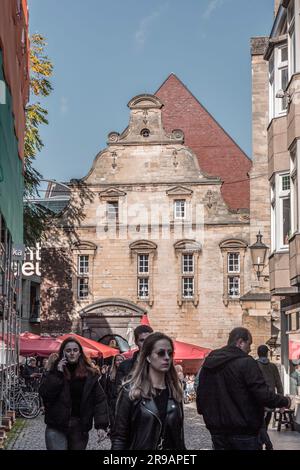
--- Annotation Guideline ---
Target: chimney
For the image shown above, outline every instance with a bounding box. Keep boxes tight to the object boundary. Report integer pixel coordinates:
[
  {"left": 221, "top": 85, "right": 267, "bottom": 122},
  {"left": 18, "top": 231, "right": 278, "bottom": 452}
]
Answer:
[{"left": 274, "top": 0, "right": 281, "bottom": 16}]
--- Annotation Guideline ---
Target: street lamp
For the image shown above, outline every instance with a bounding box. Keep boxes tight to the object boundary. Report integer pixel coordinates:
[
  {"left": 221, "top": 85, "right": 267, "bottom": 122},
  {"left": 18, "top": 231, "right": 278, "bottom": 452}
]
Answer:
[{"left": 249, "top": 231, "right": 268, "bottom": 280}]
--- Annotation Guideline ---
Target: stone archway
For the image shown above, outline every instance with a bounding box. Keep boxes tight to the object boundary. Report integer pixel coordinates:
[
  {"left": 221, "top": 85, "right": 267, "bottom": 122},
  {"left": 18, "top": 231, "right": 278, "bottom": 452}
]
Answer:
[{"left": 79, "top": 298, "right": 147, "bottom": 343}]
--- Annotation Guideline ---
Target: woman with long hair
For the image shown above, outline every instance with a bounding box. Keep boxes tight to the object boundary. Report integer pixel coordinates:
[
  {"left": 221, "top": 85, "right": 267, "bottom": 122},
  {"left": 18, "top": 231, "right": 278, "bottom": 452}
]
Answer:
[
  {"left": 111, "top": 332, "right": 185, "bottom": 450},
  {"left": 39, "top": 338, "right": 109, "bottom": 450},
  {"left": 106, "top": 354, "right": 125, "bottom": 429}
]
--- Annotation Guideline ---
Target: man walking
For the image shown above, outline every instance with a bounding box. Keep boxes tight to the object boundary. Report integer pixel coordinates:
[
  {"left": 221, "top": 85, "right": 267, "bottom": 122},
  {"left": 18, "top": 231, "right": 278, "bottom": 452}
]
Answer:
[
  {"left": 256, "top": 344, "right": 284, "bottom": 449},
  {"left": 196, "top": 327, "right": 290, "bottom": 450},
  {"left": 115, "top": 324, "right": 153, "bottom": 391}
]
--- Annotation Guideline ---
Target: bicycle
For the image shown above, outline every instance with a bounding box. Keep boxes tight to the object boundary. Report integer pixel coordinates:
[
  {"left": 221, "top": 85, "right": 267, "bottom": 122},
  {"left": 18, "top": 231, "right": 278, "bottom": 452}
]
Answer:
[{"left": 2, "top": 380, "right": 41, "bottom": 419}]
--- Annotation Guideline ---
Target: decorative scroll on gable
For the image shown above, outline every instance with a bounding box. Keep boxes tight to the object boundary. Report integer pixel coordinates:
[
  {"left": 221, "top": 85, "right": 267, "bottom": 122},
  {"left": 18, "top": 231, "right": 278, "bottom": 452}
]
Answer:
[{"left": 107, "top": 94, "right": 184, "bottom": 146}]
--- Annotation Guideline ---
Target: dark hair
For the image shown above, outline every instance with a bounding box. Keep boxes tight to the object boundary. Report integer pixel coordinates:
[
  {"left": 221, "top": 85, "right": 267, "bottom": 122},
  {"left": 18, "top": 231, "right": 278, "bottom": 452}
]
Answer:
[
  {"left": 227, "top": 327, "right": 252, "bottom": 346},
  {"left": 257, "top": 345, "right": 269, "bottom": 357},
  {"left": 134, "top": 325, "right": 153, "bottom": 343},
  {"left": 126, "top": 332, "right": 183, "bottom": 402},
  {"left": 53, "top": 338, "right": 99, "bottom": 379}
]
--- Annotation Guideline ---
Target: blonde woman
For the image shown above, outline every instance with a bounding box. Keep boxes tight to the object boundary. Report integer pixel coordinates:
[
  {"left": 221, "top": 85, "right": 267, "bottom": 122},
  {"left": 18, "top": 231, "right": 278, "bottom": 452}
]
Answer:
[{"left": 112, "top": 332, "right": 185, "bottom": 450}]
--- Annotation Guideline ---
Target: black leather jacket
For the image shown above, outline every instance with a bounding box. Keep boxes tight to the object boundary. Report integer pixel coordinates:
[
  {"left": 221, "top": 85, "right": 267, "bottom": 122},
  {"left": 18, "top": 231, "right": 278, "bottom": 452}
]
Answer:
[{"left": 111, "top": 386, "right": 185, "bottom": 450}]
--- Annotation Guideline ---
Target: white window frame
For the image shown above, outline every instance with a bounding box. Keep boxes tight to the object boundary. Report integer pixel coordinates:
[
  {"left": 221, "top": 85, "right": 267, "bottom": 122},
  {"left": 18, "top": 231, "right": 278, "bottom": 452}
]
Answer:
[
  {"left": 290, "top": 140, "right": 300, "bottom": 235},
  {"left": 77, "top": 277, "right": 89, "bottom": 299},
  {"left": 78, "top": 255, "right": 89, "bottom": 275},
  {"left": 182, "top": 254, "right": 194, "bottom": 274},
  {"left": 174, "top": 200, "right": 186, "bottom": 220},
  {"left": 271, "top": 180, "right": 276, "bottom": 252},
  {"left": 228, "top": 276, "right": 240, "bottom": 299},
  {"left": 107, "top": 201, "right": 119, "bottom": 221},
  {"left": 138, "top": 277, "right": 149, "bottom": 299},
  {"left": 182, "top": 277, "right": 194, "bottom": 299},
  {"left": 269, "top": 44, "right": 289, "bottom": 120},
  {"left": 227, "top": 252, "right": 240, "bottom": 273},
  {"left": 138, "top": 254, "right": 149, "bottom": 274},
  {"left": 272, "top": 173, "right": 291, "bottom": 251}
]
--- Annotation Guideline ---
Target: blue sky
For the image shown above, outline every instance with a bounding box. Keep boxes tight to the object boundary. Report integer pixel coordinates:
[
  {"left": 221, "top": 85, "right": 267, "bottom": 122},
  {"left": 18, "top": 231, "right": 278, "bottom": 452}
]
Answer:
[{"left": 28, "top": 0, "right": 275, "bottom": 183}]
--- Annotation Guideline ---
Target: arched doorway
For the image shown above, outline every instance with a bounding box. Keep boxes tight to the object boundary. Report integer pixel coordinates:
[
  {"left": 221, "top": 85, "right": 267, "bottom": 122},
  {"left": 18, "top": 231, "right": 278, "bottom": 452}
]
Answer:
[{"left": 79, "top": 298, "right": 147, "bottom": 348}]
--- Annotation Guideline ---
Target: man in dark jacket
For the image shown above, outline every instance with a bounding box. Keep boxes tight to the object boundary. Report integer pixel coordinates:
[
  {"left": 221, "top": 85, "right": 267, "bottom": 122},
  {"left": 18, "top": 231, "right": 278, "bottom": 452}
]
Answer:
[
  {"left": 256, "top": 344, "right": 284, "bottom": 450},
  {"left": 115, "top": 325, "right": 153, "bottom": 391},
  {"left": 196, "top": 327, "right": 290, "bottom": 450}
]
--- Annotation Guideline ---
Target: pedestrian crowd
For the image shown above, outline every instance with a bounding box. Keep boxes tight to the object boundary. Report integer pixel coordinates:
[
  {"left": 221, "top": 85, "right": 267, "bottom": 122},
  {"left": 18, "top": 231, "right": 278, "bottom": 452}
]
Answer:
[{"left": 34, "top": 325, "right": 295, "bottom": 451}]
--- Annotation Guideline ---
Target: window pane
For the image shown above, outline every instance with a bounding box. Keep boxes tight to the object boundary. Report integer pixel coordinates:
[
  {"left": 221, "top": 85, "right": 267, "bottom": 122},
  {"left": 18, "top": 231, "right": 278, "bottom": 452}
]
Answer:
[
  {"left": 281, "top": 46, "right": 288, "bottom": 63},
  {"left": 282, "top": 197, "right": 291, "bottom": 245},
  {"left": 281, "top": 68, "right": 289, "bottom": 110},
  {"left": 183, "top": 278, "right": 194, "bottom": 298},
  {"left": 282, "top": 175, "right": 290, "bottom": 192},
  {"left": 107, "top": 201, "right": 118, "bottom": 220},
  {"left": 138, "top": 254, "right": 149, "bottom": 274},
  {"left": 174, "top": 200, "right": 185, "bottom": 219},
  {"left": 228, "top": 277, "right": 240, "bottom": 297},
  {"left": 228, "top": 253, "right": 240, "bottom": 273},
  {"left": 78, "top": 255, "right": 89, "bottom": 275},
  {"left": 138, "top": 278, "right": 149, "bottom": 298},
  {"left": 183, "top": 254, "right": 193, "bottom": 273},
  {"left": 78, "top": 278, "right": 89, "bottom": 298}
]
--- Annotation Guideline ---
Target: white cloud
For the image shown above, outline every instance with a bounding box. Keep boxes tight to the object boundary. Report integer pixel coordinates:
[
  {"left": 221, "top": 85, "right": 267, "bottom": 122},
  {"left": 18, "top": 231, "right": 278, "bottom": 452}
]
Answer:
[
  {"left": 135, "top": 6, "right": 167, "bottom": 50},
  {"left": 60, "top": 97, "right": 68, "bottom": 115},
  {"left": 202, "top": 0, "right": 225, "bottom": 20}
]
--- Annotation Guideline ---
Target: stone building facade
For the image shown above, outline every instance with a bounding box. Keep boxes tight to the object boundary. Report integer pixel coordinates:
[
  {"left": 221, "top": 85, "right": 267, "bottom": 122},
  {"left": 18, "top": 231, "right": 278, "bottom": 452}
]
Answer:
[
  {"left": 259, "top": 0, "right": 300, "bottom": 392},
  {"left": 40, "top": 75, "right": 271, "bottom": 351}
]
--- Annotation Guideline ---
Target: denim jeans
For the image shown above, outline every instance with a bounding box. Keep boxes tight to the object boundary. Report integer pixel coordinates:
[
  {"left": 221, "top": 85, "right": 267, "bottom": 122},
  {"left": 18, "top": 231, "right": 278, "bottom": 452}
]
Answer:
[
  {"left": 45, "top": 417, "right": 89, "bottom": 450},
  {"left": 211, "top": 434, "right": 261, "bottom": 450}
]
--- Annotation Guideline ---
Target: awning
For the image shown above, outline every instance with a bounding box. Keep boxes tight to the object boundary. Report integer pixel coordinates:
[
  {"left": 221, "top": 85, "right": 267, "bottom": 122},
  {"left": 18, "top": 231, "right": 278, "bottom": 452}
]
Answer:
[{"left": 58, "top": 333, "right": 119, "bottom": 359}]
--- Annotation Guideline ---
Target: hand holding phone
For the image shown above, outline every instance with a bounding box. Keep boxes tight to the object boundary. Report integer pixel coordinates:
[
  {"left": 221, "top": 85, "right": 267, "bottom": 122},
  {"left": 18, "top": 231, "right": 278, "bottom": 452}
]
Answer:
[{"left": 57, "top": 353, "right": 68, "bottom": 372}]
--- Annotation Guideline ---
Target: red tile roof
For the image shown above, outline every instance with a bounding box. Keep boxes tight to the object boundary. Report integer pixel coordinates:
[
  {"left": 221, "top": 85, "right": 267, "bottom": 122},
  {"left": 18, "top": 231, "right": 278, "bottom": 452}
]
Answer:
[{"left": 156, "top": 74, "right": 251, "bottom": 211}]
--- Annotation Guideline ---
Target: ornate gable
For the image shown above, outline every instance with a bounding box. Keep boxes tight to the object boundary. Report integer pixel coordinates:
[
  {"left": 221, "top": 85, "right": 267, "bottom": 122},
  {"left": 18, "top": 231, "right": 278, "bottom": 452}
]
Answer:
[{"left": 107, "top": 94, "right": 184, "bottom": 146}]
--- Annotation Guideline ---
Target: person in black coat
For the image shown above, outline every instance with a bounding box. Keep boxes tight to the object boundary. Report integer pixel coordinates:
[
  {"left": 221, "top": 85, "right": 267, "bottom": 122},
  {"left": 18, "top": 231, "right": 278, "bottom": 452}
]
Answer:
[
  {"left": 112, "top": 332, "right": 185, "bottom": 450},
  {"left": 115, "top": 324, "right": 153, "bottom": 392},
  {"left": 39, "top": 338, "right": 109, "bottom": 450},
  {"left": 106, "top": 354, "right": 125, "bottom": 430},
  {"left": 196, "top": 327, "right": 291, "bottom": 450}
]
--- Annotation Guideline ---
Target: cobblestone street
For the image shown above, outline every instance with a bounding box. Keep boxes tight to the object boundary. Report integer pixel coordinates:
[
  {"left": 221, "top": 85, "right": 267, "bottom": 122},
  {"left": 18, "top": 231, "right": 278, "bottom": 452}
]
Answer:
[{"left": 5, "top": 402, "right": 212, "bottom": 450}]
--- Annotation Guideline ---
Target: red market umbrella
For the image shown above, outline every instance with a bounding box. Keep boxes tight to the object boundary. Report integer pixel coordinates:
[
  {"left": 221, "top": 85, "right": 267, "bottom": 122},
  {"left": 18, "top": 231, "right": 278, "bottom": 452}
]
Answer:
[
  {"left": 173, "top": 340, "right": 211, "bottom": 361},
  {"left": 19, "top": 336, "right": 61, "bottom": 357},
  {"left": 58, "top": 333, "right": 119, "bottom": 359},
  {"left": 20, "top": 332, "right": 40, "bottom": 340}
]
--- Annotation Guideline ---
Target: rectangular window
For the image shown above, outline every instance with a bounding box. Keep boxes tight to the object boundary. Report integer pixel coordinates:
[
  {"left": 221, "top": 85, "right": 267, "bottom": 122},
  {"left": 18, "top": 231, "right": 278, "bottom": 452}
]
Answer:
[
  {"left": 228, "top": 253, "right": 240, "bottom": 273},
  {"left": 228, "top": 276, "right": 240, "bottom": 298},
  {"left": 182, "top": 278, "right": 194, "bottom": 298},
  {"left": 78, "top": 255, "right": 89, "bottom": 275},
  {"left": 269, "top": 44, "right": 288, "bottom": 119},
  {"left": 138, "top": 254, "right": 149, "bottom": 274},
  {"left": 271, "top": 181, "right": 276, "bottom": 252},
  {"left": 174, "top": 200, "right": 186, "bottom": 219},
  {"left": 288, "top": 0, "right": 296, "bottom": 76},
  {"left": 182, "top": 254, "right": 194, "bottom": 273},
  {"left": 291, "top": 144, "right": 299, "bottom": 234},
  {"left": 279, "top": 174, "right": 291, "bottom": 247},
  {"left": 107, "top": 201, "right": 119, "bottom": 221},
  {"left": 138, "top": 278, "right": 149, "bottom": 299},
  {"left": 78, "top": 278, "right": 89, "bottom": 299}
]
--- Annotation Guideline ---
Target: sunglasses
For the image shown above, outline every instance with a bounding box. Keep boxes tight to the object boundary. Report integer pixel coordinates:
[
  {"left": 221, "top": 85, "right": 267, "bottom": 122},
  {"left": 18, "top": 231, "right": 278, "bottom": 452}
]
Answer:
[{"left": 155, "top": 349, "right": 174, "bottom": 358}]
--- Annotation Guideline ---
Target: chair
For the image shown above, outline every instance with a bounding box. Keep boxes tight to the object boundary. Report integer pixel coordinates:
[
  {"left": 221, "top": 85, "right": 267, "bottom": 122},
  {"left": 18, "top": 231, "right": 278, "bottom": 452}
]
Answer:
[{"left": 273, "top": 409, "right": 295, "bottom": 432}]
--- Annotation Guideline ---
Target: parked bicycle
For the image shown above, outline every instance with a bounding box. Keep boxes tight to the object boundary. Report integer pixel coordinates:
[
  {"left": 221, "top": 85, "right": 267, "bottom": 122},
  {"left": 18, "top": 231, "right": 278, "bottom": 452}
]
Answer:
[{"left": 2, "top": 379, "right": 41, "bottom": 419}]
